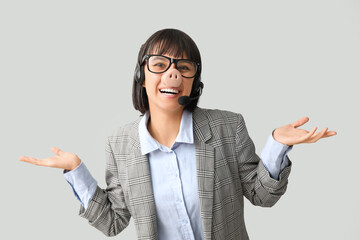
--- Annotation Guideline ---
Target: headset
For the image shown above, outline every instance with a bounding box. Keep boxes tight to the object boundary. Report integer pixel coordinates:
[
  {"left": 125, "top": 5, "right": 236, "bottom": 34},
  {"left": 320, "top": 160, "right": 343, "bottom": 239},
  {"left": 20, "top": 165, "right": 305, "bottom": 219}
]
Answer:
[{"left": 134, "top": 57, "right": 146, "bottom": 85}]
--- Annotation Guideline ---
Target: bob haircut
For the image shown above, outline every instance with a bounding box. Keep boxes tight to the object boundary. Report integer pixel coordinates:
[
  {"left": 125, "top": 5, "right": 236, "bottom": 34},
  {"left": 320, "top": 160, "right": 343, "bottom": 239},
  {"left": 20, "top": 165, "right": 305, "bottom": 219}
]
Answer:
[{"left": 132, "top": 28, "right": 202, "bottom": 114}]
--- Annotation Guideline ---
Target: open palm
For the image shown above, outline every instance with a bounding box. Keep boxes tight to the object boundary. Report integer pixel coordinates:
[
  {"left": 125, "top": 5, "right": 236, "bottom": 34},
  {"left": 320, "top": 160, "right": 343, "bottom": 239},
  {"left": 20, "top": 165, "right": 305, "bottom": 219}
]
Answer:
[
  {"left": 273, "top": 117, "right": 337, "bottom": 146},
  {"left": 19, "top": 147, "right": 81, "bottom": 171}
]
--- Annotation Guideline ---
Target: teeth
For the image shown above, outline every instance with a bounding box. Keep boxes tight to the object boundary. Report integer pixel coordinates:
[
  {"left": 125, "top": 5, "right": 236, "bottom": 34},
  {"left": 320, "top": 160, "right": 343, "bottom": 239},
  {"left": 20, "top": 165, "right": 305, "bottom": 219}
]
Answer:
[{"left": 160, "top": 88, "right": 179, "bottom": 94}]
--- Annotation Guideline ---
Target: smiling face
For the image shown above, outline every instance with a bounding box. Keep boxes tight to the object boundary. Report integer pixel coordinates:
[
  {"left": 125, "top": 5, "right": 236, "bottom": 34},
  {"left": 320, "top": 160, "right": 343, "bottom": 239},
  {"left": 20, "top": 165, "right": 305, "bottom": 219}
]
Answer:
[
  {"left": 142, "top": 53, "right": 195, "bottom": 115},
  {"left": 132, "top": 29, "right": 202, "bottom": 115}
]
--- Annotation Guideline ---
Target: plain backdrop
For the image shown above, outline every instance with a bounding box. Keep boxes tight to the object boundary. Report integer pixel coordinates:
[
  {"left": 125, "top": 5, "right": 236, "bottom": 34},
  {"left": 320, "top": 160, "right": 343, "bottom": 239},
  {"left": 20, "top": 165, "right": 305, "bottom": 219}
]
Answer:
[{"left": 1, "top": 0, "right": 359, "bottom": 239}]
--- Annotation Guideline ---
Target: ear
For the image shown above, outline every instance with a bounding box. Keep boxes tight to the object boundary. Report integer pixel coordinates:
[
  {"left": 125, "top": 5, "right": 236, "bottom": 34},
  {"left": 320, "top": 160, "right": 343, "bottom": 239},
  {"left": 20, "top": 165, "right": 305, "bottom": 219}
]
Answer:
[{"left": 142, "top": 80, "right": 146, "bottom": 88}]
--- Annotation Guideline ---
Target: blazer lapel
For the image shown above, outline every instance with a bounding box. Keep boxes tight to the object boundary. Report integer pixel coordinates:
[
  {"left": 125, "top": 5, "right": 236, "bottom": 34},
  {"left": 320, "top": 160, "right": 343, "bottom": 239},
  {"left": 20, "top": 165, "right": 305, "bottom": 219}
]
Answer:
[
  {"left": 193, "top": 108, "right": 215, "bottom": 240},
  {"left": 126, "top": 120, "right": 158, "bottom": 240},
  {"left": 125, "top": 109, "right": 215, "bottom": 240}
]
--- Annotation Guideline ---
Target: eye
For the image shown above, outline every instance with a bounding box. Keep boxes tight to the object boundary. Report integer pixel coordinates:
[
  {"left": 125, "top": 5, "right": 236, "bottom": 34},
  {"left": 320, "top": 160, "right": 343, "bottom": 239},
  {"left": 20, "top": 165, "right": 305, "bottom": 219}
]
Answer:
[
  {"left": 178, "top": 65, "right": 190, "bottom": 71},
  {"left": 154, "top": 63, "right": 165, "bottom": 67}
]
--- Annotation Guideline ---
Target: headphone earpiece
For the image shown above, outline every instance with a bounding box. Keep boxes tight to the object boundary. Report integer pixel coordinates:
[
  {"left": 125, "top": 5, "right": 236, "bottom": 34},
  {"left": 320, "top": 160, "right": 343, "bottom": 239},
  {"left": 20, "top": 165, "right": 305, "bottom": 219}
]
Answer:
[
  {"left": 196, "top": 81, "right": 204, "bottom": 96},
  {"left": 135, "top": 63, "right": 145, "bottom": 85},
  {"left": 191, "top": 81, "right": 204, "bottom": 98}
]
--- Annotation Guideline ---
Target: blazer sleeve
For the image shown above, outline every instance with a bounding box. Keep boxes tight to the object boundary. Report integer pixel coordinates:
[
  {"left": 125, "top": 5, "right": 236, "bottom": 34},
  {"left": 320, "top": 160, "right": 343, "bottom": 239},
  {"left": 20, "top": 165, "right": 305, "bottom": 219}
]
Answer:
[
  {"left": 235, "top": 113, "right": 292, "bottom": 207},
  {"left": 78, "top": 137, "right": 131, "bottom": 236}
]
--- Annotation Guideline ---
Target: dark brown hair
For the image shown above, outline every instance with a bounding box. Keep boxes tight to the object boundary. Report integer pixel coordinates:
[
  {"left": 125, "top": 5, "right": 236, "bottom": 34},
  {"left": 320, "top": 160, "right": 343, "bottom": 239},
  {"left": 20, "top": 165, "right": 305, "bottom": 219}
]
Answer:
[{"left": 132, "top": 28, "right": 202, "bottom": 114}]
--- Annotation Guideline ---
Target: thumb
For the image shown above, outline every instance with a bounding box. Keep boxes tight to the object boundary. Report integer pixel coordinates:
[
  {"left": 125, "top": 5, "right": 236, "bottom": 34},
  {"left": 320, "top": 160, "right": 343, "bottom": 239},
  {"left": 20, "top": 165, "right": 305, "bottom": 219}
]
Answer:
[
  {"left": 51, "top": 146, "right": 64, "bottom": 156},
  {"left": 291, "top": 116, "right": 310, "bottom": 128}
]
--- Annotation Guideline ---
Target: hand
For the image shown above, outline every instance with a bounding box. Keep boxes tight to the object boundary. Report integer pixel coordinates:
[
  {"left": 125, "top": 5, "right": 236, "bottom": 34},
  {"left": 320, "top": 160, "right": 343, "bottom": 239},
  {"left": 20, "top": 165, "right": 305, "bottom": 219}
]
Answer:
[
  {"left": 19, "top": 147, "right": 81, "bottom": 171},
  {"left": 273, "top": 117, "right": 337, "bottom": 146}
]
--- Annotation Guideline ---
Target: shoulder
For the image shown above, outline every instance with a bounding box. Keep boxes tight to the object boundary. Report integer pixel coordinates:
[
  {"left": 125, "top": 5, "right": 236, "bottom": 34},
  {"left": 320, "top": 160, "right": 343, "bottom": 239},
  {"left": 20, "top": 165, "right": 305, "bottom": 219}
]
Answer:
[
  {"left": 193, "top": 107, "right": 247, "bottom": 142},
  {"left": 110, "top": 116, "right": 142, "bottom": 137},
  {"left": 106, "top": 116, "right": 143, "bottom": 151},
  {"left": 193, "top": 107, "right": 245, "bottom": 127}
]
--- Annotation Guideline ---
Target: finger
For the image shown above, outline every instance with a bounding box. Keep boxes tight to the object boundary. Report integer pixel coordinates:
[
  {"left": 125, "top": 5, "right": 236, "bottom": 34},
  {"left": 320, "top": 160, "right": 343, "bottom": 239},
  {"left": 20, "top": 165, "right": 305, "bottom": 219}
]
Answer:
[
  {"left": 19, "top": 156, "right": 41, "bottom": 166},
  {"left": 19, "top": 155, "right": 55, "bottom": 167},
  {"left": 51, "top": 146, "right": 63, "bottom": 156},
  {"left": 18, "top": 156, "right": 29, "bottom": 162},
  {"left": 19, "top": 156, "right": 34, "bottom": 163},
  {"left": 299, "top": 126, "right": 317, "bottom": 142},
  {"left": 325, "top": 131, "right": 337, "bottom": 137},
  {"left": 312, "top": 130, "right": 337, "bottom": 140},
  {"left": 308, "top": 127, "right": 328, "bottom": 143},
  {"left": 291, "top": 117, "right": 310, "bottom": 128}
]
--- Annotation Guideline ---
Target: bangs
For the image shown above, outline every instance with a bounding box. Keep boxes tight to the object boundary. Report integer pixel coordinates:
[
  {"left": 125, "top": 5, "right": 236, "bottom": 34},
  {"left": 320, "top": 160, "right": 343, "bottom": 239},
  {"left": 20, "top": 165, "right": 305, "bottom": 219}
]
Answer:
[
  {"left": 149, "top": 40, "right": 186, "bottom": 59},
  {"left": 145, "top": 30, "right": 197, "bottom": 60}
]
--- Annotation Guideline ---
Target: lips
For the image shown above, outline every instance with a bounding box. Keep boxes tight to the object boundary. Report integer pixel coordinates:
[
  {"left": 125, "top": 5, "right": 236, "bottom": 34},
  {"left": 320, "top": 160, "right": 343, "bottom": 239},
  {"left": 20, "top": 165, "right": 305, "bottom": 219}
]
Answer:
[{"left": 159, "top": 88, "right": 180, "bottom": 95}]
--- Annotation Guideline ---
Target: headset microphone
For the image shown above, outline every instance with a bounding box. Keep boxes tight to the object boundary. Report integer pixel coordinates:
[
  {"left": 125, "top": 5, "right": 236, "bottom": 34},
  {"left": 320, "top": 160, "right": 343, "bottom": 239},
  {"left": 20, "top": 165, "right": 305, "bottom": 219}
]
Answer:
[
  {"left": 178, "top": 82, "right": 204, "bottom": 106},
  {"left": 178, "top": 96, "right": 194, "bottom": 105}
]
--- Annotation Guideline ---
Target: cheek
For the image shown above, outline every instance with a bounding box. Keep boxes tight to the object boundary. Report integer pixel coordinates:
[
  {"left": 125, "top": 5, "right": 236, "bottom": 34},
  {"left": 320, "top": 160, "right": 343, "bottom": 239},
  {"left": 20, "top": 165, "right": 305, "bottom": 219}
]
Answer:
[
  {"left": 143, "top": 71, "right": 159, "bottom": 89},
  {"left": 142, "top": 71, "right": 150, "bottom": 88},
  {"left": 185, "top": 80, "right": 195, "bottom": 94}
]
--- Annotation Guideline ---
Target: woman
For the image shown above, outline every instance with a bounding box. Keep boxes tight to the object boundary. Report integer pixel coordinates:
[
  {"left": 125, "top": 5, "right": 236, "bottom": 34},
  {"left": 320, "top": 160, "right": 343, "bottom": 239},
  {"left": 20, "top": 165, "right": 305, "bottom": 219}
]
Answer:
[{"left": 19, "top": 29, "right": 336, "bottom": 240}]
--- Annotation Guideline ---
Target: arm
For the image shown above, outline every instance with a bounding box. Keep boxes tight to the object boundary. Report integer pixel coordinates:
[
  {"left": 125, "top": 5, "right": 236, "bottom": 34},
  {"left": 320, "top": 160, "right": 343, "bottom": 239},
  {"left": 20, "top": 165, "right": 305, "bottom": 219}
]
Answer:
[
  {"left": 235, "top": 114, "right": 291, "bottom": 207},
  {"left": 78, "top": 137, "right": 131, "bottom": 237},
  {"left": 261, "top": 133, "right": 292, "bottom": 180},
  {"left": 18, "top": 138, "right": 131, "bottom": 237},
  {"left": 64, "top": 162, "right": 98, "bottom": 209},
  {"left": 236, "top": 115, "right": 336, "bottom": 207}
]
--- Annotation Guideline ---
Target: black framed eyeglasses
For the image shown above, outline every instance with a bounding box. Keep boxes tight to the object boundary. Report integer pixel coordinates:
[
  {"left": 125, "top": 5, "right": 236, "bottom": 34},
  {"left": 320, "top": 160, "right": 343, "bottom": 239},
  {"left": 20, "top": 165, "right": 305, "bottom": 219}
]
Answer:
[{"left": 142, "top": 54, "right": 200, "bottom": 78}]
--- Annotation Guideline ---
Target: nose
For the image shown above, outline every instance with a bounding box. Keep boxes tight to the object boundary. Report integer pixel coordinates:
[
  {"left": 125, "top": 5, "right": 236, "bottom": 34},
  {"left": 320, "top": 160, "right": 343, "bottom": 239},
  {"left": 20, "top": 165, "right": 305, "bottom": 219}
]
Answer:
[{"left": 161, "top": 64, "right": 182, "bottom": 87}]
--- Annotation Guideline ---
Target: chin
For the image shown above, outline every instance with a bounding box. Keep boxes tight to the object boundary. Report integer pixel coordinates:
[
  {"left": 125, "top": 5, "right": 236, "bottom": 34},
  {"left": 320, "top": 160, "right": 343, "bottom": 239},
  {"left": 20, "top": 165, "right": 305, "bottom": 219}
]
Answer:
[{"left": 151, "top": 102, "right": 184, "bottom": 114}]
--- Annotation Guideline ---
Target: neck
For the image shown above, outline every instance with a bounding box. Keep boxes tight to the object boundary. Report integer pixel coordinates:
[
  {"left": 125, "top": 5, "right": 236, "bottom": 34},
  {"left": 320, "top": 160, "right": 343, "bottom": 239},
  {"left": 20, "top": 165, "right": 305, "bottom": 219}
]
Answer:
[{"left": 147, "top": 108, "right": 184, "bottom": 148}]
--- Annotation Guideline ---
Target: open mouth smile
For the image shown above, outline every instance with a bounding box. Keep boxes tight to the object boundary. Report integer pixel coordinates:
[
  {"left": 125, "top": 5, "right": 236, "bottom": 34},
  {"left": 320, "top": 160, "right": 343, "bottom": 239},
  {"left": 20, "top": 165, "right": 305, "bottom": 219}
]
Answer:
[{"left": 159, "top": 88, "right": 180, "bottom": 95}]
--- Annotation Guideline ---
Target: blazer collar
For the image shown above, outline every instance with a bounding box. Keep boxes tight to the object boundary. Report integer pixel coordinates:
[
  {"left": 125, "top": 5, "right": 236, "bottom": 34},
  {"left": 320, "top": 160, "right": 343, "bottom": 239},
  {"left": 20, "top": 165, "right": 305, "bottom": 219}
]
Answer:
[
  {"left": 192, "top": 107, "right": 212, "bottom": 143},
  {"left": 130, "top": 107, "right": 211, "bottom": 150}
]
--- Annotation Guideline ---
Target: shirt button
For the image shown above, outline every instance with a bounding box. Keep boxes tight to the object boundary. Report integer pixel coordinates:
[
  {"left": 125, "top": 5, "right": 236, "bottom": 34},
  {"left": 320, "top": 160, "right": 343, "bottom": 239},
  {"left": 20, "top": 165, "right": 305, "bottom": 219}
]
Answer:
[{"left": 183, "top": 219, "right": 188, "bottom": 224}]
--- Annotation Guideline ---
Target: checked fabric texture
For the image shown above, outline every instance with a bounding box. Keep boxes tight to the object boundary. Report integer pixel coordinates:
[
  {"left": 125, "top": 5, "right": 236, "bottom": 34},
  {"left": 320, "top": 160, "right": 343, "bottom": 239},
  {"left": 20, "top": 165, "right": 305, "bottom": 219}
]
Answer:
[{"left": 79, "top": 107, "right": 292, "bottom": 240}]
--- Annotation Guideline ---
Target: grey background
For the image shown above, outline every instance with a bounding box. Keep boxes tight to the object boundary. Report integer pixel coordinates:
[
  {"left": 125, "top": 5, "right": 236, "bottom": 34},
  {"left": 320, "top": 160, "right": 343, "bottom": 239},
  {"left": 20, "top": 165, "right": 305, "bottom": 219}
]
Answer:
[{"left": 1, "top": 0, "right": 359, "bottom": 239}]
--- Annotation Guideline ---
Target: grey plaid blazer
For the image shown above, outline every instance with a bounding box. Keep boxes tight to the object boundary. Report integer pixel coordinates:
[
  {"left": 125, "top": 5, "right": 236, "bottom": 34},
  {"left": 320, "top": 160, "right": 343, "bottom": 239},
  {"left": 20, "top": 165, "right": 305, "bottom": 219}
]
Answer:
[{"left": 79, "top": 107, "right": 291, "bottom": 240}]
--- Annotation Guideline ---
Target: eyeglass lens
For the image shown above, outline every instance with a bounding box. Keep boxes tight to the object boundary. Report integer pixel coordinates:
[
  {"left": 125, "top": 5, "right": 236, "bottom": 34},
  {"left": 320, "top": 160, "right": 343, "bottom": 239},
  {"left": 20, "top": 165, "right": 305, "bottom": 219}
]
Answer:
[{"left": 148, "top": 56, "right": 197, "bottom": 78}]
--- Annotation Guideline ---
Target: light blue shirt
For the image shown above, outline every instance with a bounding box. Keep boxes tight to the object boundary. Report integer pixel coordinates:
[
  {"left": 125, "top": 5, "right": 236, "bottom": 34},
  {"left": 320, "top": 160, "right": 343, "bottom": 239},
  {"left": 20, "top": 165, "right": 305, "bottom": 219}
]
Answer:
[
  {"left": 138, "top": 110, "right": 202, "bottom": 240},
  {"left": 64, "top": 110, "right": 291, "bottom": 240}
]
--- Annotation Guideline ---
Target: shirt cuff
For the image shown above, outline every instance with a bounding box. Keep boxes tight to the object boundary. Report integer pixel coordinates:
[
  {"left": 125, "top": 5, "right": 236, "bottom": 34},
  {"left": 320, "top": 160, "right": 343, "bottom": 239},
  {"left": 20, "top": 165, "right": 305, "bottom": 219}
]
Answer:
[
  {"left": 64, "top": 162, "right": 97, "bottom": 209},
  {"left": 261, "top": 133, "right": 293, "bottom": 180}
]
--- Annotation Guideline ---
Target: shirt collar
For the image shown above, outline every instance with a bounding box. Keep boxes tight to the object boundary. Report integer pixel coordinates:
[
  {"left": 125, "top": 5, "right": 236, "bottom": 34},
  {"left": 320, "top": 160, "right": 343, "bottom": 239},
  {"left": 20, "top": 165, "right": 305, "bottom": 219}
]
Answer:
[{"left": 138, "top": 110, "right": 194, "bottom": 155}]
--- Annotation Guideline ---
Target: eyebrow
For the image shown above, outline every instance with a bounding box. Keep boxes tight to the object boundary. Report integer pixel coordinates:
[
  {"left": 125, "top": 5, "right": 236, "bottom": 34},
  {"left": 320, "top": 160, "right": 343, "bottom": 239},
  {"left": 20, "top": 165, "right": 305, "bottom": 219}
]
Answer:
[
  {"left": 152, "top": 56, "right": 168, "bottom": 61},
  {"left": 152, "top": 55, "right": 191, "bottom": 62}
]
